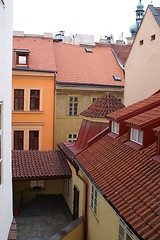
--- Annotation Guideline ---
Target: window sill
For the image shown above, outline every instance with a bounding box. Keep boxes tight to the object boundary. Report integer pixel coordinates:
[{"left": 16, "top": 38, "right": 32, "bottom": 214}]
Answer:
[
  {"left": 16, "top": 64, "right": 28, "bottom": 68},
  {"left": 107, "top": 132, "right": 119, "bottom": 139},
  {"left": 13, "top": 110, "right": 44, "bottom": 114},
  {"left": 125, "top": 141, "right": 142, "bottom": 151}
]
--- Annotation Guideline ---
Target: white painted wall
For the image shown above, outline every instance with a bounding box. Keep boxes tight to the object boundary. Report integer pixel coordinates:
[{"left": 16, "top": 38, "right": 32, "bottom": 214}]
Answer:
[
  {"left": 124, "top": 6, "right": 160, "bottom": 106},
  {"left": 0, "top": 0, "right": 13, "bottom": 239}
]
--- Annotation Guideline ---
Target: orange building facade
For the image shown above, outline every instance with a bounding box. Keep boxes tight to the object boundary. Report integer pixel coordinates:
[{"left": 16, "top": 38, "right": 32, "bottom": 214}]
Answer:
[{"left": 12, "top": 32, "right": 57, "bottom": 151}]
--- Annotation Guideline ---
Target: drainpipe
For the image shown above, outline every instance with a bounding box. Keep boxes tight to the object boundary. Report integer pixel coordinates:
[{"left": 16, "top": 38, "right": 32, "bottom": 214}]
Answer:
[
  {"left": 53, "top": 72, "right": 57, "bottom": 149},
  {"left": 75, "top": 167, "right": 88, "bottom": 240}
]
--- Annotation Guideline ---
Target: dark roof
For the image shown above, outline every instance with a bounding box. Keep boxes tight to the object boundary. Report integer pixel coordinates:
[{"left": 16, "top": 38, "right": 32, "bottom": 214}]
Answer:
[
  {"left": 81, "top": 92, "right": 124, "bottom": 118},
  {"left": 107, "top": 91, "right": 160, "bottom": 122},
  {"left": 76, "top": 133, "right": 160, "bottom": 240},
  {"left": 12, "top": 150, "right": 71, "bottom": 180},
  {"left": 149, "top": 5, "right": 160, "bottom": 28}
]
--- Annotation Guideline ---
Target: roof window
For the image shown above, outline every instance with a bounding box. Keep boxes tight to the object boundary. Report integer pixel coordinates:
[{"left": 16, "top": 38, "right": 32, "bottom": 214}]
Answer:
[
  {"left": 14, "top": 49, "right": 30, "bottom": 67},
  {"left": 111, "top": 121, "right": 119, "bottom": 134},
  {"left": 113, "top": 76, "right": 121, "bottom": 81},
  {"left": 85, "top": 48, "right": 92, "bottom": 53},
  {"left": 130, "top": 128, "right": 143, "bottom": 145}
]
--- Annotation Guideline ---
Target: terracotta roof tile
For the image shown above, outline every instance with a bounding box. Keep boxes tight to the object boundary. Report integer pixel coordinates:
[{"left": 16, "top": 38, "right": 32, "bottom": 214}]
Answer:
[
  {"left": 75, "top": 134, "right": 160, "bottom": 240},
  {"left": 12, "top": 150, "right": 71, "bottom": 180},
  {"left": 54, "top": 43, "right": 124, "bottom": 86},
  {"left": 125, "top": 106, "right": 160, "bottom": 129},
  {"left": 153, "top": 126, "right": 160, "bottom": 134},
  {"left": 107, "top": 92, "right": 160, "bottom": 122},
  {"left": 80, "top": 92, "right": 124, "bottom": 118},
  {"left": 13, "top": 37, "right": 57, "bottom": 72}
]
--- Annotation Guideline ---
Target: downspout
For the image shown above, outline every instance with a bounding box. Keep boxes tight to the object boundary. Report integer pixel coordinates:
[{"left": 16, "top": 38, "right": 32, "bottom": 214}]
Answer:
[
  {"left": 53, "top": 72, "right": 56, "bottom": 149},
  {"left": 75, "top": 167, "right": 88, "bottom": 240}
]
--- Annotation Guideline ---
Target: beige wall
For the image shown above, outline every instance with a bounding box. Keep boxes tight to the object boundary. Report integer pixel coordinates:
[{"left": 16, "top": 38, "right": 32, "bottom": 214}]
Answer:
[
  {"left": 55, "top": 87, "right": 123, "bottom": 148},
  {"left": 63, "top": 162, "right": 139, "bottom": 240},
  {"left": 61, "top": 222, "right": 84, "bottom": 240},
  {"left": 125, "top": 7, "right": 160, "bottom": 106}
]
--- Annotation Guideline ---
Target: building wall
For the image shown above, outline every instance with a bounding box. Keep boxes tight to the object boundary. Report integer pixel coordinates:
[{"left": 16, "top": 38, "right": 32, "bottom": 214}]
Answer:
[
  {"left": 12, "top": 71, "right": 55, "bottom": 150},
  {"left": 63, "top": 162, "right": 139, "bottom": 240},
  {"left": 124, "top": 7, "right": 160, "bottom": 106},
  {"left": 13, "top": 179, "right": 65, "bottom": 210},
  {"left": 0, "top": 0, "right": 13, "bottom": 239},
  {"left": 55, "top": 87, "right": 123, "bottom": 148}
]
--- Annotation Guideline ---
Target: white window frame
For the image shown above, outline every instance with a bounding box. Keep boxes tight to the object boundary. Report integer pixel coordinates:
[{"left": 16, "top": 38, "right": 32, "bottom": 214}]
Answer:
[
  {"left": 65, "top": 179, "right": 70, "bottom": 195},
  {"left": 130, "top": 128, "right": 143, "bottom": 145},
  {"left": 118, "top": 219, "right": 133, "bottom": 240},
  {"left": 30, "top": 180, "right": 45, "bottom": 189},
  {"left": 92, "top": 97, "right": 99, "bottom": 103},
  {"left": 67, "top": 133, "right": 78, "bottom": 142},
  {"left": 111, "top": 121, "right": 119, "bottom": 134},
  {"left": 91, "top": 185, "right": 98, "bottom": 217},
  {"left": 69, "top": 96, "right": 79, "bottom": 116}
]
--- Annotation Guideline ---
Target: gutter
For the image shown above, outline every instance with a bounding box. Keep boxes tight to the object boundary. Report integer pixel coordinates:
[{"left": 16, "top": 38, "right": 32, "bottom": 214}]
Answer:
[{"left": 111, "top": 48, "right": 125, "bottom": 74}]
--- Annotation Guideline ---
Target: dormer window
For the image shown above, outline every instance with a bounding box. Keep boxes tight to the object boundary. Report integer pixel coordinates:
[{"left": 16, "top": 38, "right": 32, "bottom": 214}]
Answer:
[
  {"left": 14, "top": 49, "right": 30, "bottom": 67},
  {"left": 130, "top": 128, "right": 143, "bottom": 145},
  {"left": 111, "top": 121, "right": 119, "bottom": 134}
]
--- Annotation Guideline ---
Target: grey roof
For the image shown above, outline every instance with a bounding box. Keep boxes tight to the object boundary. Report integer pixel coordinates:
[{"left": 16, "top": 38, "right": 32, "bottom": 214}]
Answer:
[{"left": 148, "top": 5, "right": 160, "bottom": 28}]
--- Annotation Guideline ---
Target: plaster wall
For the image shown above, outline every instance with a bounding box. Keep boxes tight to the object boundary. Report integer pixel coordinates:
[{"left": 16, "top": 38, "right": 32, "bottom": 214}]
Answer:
[
  {"left": 55, "top": 88, "right": 123, "bottom": 148},
  {"left": 0, "top": 0, "right": 13, "bottom": 239},
  {"left": 125, "top": 7, "right": 160, "bottom": 106},
  {"left": 12, "top": 73, "right": 55, "bottom": 150}
]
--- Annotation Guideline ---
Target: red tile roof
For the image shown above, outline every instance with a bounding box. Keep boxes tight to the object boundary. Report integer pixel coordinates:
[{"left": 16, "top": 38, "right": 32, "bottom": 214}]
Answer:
[
  {"left": 107, "top": 91, "right": 160, "bottom": 122},
  {"left": 96, "top": 43, "right": 132, "bottom": 65},
  {"left": 13, "top": 36, "right": 57, "bottom": 72},
  {"left": 76, "top": 134, "right": 160, "bottom": 240},
  {"left": 81, "top": 92, "right": 124, "bottom": 118},
  {"left": 12, "top": 150, "right": 71, "bottom": 180},
  {"left": 125, "top": 106, "right": 160, "bottom": 129},
  {"left": 53, "top": 43, "right": 124, "bottom": 86},
  {"left": 153, "top": 126, "right": 160, "bottom": 134}
]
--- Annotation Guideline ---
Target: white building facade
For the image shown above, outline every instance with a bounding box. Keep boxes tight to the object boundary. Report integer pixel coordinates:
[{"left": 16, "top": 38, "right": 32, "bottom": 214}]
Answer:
[{"left": 0, "top": 0, "right": 13, "bottom": 239}]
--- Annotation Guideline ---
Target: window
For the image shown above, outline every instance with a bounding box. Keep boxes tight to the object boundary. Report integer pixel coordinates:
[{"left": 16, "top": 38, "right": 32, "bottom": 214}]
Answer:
[
  {"left": 14, "top": 131, "right": 24, "bottom": 150},
  {"left": 65, "top": 179, "right": 70, "bottom": 195},
  {"left": 113, "top": 76, "right": 121, "bottom": 81},
  {"left": 151, "top": 34, "right": 155, "bottom": 41},
  {"left": 29, "top": 131, "right": 39, "bottom": 150},
  {"left": 30, "top": 180, "right": 44, "bottom": 189},
  {"left": 91, "top": 185, "right": 98, "bottom": 216},
  {"left": 69, "top": 97, "right": 79, "bottom": 116},
  {"left": 0, "top": 104, "right": 2, "bottom": 185},
  {"left": 14, "top": 89, "right": 24, "bottom": 110},
  {"left": 139, "top": 40, "right": 144, "bottom": 45},
  {"left": 92, "top": 97, "right": 99, "bottom": 103},
  {"left": 85, "top": 48, "right": 92, "bottom": 53},
  {"left": 15, "top": 49, "right": 29, "bottom": 66},
  {"left": 68, "top": 133, "right": 78, "bottom": 142},
  {"left": 130, "top": 128, "right": 143, "bottom": 145},
  {"left": 111, "top": 121, "right": 119, "bottom": 134},
  {"left": 118, "top": 220, "right": 133, "bottom": 240},
  {"left": 30, "top": 90, "right": 40, "bottom": 110}
]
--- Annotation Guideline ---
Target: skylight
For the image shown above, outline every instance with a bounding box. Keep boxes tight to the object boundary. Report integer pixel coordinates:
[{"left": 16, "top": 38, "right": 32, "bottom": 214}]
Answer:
[
  {"left": 85, "top": 48, "right": 92, "bottom": 53},
  {"left": 113, "top": 76, "right": 121, "bottom": 81}
]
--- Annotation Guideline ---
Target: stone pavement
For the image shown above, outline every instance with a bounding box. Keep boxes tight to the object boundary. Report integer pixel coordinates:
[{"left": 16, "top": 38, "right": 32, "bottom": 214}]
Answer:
[{"left": 15, "top": 195, "right": 73, "bottom": 240}]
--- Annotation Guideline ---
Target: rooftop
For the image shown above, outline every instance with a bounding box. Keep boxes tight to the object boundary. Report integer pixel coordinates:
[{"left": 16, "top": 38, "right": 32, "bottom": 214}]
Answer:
[
  {"left": 12, "top": 150, "right": 71, "bottom": 180},
  {"left": 81, "top": 92, "right": 124, "bottom": 118},
  {"left": 107, "top": 91, "right": 160, "bottom": 122},
  {"left": 53, "top": 43, "right": 124, "bottom": 87},
  {"left": 13, "top": 35, "right": 57, "bottom": 72}
]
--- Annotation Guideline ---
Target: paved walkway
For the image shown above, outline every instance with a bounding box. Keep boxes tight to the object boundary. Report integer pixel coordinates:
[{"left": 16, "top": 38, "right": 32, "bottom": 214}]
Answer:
[{"left": 15, "top": 195, "right": 73, "bottom": 240}]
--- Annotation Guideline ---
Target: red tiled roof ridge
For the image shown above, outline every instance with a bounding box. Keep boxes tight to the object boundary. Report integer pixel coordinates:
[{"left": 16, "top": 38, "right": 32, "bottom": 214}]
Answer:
[
  {"left": 107, "top": 91, "right": 160, "bottom": 122},
  {"left": 12, "top": 149, "right": 71, "bottom": 180},
  {"left": 80, "top": 92, "right": 124, "bottom": 118},
  {"left": 125, "top": 106, "right": 160, "bottom": 129}
]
